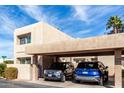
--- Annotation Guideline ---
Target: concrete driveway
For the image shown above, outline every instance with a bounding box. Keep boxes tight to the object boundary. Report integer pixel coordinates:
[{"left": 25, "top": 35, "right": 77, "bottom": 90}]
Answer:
[
  {"left": 27, "top": 78, "right": 114, "bottom": 88},
  {"left": 0, "top": 78, "right": 59, "bottom": 88},
  {"left": 0, "top": 77, "right": 118, "bottom": 88}
]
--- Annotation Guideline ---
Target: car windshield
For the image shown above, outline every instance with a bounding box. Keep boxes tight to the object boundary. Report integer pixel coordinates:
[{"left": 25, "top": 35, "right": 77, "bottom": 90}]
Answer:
[
  {"left": 50, "top": 63, "right": 66, "bottom": 70},
  {"left": 77, "top": 62, "right": 98, "bottom": 69}
]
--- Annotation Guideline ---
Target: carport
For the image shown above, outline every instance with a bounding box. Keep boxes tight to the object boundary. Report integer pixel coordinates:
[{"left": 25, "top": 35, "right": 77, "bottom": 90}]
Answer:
[{"left": 25, "top": 33, "right": 124, "bottom": 88}]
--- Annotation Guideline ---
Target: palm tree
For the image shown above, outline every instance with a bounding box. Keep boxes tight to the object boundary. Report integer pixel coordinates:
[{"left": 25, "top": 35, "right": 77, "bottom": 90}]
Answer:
[
  {"left": 106, "top": 16, "right": 123, "bottom": 34},
  {"left": 1, "top": 56, "right": 7, "bottom": 62}
]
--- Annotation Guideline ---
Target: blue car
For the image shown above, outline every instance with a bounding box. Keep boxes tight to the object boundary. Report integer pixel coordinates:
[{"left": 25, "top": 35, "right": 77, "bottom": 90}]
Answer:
[{"left": 74, "top": 61, "right": 108, "bottom": 85}]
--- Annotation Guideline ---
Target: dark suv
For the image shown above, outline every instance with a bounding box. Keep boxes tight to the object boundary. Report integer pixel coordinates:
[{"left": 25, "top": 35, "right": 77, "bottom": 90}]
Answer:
[
  {"left": 74, "top": 61, "right": 108, "bottom": 85},
  {"left": 44, "top": 62, "right": 74, "bottom": 82}
]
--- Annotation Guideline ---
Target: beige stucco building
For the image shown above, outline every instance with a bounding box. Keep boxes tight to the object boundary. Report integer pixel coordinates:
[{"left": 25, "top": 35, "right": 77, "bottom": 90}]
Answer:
[
  {"left": 8, "top": 22, "right": 124, "bottom": 87},
  {"left": 8, "top": 22, "right": 74, "bottom": 80}
]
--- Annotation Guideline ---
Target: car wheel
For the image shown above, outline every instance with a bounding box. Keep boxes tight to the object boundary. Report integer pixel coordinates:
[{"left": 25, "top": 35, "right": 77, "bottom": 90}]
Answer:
[
  {"left": 61, "top": 75, "right": 66, "bottom": 82},
  {"left": 73, "top": 77, "right": 80, "bottom": 83},
  {"left": 44, "top": 78, "right": 48, "bottom": 81},
  {"left": 99, "top": 77, "right": 104, "bottom": 86},
  {"left": 74, "top": 80, "right": 80, "bottom": 83}
]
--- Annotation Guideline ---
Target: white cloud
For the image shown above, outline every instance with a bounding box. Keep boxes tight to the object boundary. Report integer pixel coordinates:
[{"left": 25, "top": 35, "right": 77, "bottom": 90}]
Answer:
[
  {"left": 88, "top": 6, "right": 114, "bottom": 22},
  {"left": 0, "top": 13, "right": 17, "bottom": 58},
  {"left": 18, "top": 5, "right": 47, "bottom": 22},
  {"left": 0, "top": 39, "right": 13, "bottom": 58},
  {"left": 18, "top": 5, "right": 61, "bottom": 29},
  {"left": 72, "top": 5, "right": 90, "bottom": 23},
  {"left": 0, "top": 14, "right": 17, "bottom": 35},
  {"left": 70, "top": 29, "right": 93, "bottom": 38},
  {"left": 76, "top": 29, "right": 92, "bottom": 35},
  {"left": 72, "top": 5, "right": 123, "bottom": 25}
]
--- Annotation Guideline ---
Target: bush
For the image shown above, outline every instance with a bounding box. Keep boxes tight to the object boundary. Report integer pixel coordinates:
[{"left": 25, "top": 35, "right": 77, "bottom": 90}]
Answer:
[
  {"left": 0, "top": 63, "right": 6, "bottom": 77},
  {"left": 4, "top": 60, "right": 14, "bottom": 64},
  {"left": 5, "top": 67, "right": 18, "bottom": 80}
]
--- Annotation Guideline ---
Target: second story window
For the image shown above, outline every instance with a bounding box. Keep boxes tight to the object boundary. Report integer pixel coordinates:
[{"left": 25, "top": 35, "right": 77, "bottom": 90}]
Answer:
[{"left": 18, "top": 33, "right": 31, "bottom": 45}]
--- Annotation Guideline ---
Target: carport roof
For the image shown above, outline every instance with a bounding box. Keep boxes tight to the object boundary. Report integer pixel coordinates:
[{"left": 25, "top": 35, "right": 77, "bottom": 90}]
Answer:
[{"left": 25, "top": 33, "right": 124, "bottom": 56}]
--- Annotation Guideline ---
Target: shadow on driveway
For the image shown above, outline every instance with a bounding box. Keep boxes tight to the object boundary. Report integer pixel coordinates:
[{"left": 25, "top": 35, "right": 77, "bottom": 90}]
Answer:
[
  {"left": 104, "top": 76, "right": 124, "bottom": 88},
  {"left": 1, "top": 76, "right": 124, "bottom": 88},
  {"left": 0, "top": 78, "right": 61, "bottom": 88}
]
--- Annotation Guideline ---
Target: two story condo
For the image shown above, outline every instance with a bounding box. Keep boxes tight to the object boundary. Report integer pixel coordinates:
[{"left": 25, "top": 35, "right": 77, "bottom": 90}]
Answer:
[{"left": 7, "top": 22, "right": 124, "bottom": 87}]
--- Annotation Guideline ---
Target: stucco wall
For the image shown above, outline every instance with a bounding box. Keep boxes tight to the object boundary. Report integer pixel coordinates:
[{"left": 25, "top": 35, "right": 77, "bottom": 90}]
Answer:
[
  {"left": 42, "top": 23, "right": 74, "bottom": 44},
  {"left": 14, "top": 22, "right": 44, "bottom": 64},
  {"left": 98, "top": 56, "right": 114, "bottom": 76},
  {"left": 26, "top": 33, "right": 124, "bottom": 54},
  {"left": 13, "top": 22, "right": 74, "bottom": 80},
  {"left": 14, "top": 22, "right": 74, "bottom": 64},
  {"left": 7, "top": 64, "right": 32, "bottom": 80}
]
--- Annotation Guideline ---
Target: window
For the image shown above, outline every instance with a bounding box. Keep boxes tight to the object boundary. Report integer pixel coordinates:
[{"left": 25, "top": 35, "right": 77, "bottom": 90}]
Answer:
[
  {"left": 77, "top": 62, "right": 98, "bottom": 69},
  {"left": 18, "top": 33, "right": 31, "bottom": 45},
  {"left": 18, "top": 57, "right": 31, "bottom": 64}
]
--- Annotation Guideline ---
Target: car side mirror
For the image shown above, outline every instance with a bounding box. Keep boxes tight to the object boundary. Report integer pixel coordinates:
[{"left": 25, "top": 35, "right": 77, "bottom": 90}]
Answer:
[
  {"left": 99, "top": 65, "right": 102, "bottom": 68},
  {"left": 66, "top": 65, "right": 69, "bottom": 69},
  {"left": 105, "top": 66, "right": 108, "bottom": 69}
]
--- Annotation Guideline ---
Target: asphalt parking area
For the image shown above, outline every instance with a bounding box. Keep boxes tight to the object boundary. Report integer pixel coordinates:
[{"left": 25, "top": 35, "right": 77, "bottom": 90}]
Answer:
[
  {"left": 1, "top": 77, "right": 122, "bottom": 88},
  {"left": 0, "top": 78, "right": 60, "bottom": 88},
  {"left": 27, "top": 78, "right": 114, "bottom": 88}
]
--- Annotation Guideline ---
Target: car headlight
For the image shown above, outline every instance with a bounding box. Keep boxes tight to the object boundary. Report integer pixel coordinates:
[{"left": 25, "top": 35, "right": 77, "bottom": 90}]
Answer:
[
  {"left": 54, "top": 71, "right": 61, "bottom": 76},
  {"left": 56, "top": 71, "right": 61, "bottom": 74}
]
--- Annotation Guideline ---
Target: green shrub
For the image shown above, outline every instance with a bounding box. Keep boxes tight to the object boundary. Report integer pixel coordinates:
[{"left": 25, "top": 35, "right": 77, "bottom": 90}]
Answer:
[
  {"left": 5, "top": 67, "right": 18, "bottom": 80},
  {"left": 4, "top": 60, "right": 14, "bottom": 64},
  {"left": 0, "top": 63, "right": 6, "bottom": 77}
]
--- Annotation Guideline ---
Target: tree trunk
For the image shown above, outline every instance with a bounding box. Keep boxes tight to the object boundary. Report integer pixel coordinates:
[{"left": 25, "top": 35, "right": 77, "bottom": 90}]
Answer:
[{"left": 114, "top": 26, "right": 118, "bottom": 34}]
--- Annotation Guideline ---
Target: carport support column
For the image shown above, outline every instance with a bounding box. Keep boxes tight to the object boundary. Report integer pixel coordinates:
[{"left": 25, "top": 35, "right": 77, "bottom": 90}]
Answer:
[
  {"left": 114, "top": 49, "right": 122, "bottom": 88},
  {"left": 32, "top": 55, "right": 38, "bottom": 81}
]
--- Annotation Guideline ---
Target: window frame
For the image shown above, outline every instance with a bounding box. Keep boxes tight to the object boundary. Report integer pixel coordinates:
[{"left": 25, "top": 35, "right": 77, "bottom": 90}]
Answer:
[
  {"left": 18, "top": 57, "right": 31, "bottom": 64},
  {"left": 17, "top": 33, "right": 31, "bottom": 45}
]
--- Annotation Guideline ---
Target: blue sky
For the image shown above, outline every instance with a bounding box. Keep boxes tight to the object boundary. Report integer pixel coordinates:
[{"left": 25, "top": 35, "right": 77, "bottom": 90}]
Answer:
[{"left": 0, "top": 5, "right": 124, "bottom": 58}]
